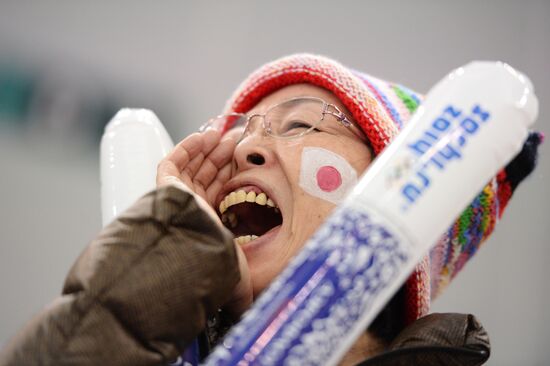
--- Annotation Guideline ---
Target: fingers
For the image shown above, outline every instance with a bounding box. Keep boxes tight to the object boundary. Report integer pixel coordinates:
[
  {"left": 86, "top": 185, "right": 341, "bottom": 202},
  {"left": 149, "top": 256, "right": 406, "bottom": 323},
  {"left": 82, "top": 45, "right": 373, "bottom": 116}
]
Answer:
[
  {"left": 194, "top": 136, "right": 237, "bottom": 192},
  {"left": 167, "top": 132, "right": 203, "bottom": 172},
  {"left": 206, "top": 162, "right": 232, "bottom": 204},
  {"left": 157, "top": 132, "right": 203, "bottom": 189},
  {"left": 159, "top": 129, "right": 235, "bottom": 206},
  {"left": 156, "top": 159, "right": 178, "bottom": 186},
  {"left": 168, "top": 130, "right": 221, "bottom": 173},
  {"left": 183, "top": 152, "right": 206, "bottom": 180}
]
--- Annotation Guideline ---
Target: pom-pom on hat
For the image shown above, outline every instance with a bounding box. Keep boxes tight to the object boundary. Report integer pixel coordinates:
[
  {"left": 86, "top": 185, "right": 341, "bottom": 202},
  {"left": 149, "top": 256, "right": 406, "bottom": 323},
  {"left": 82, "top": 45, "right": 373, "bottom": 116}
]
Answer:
[{"left": 223, "top": 53, "right": 542, "bottom": 325}]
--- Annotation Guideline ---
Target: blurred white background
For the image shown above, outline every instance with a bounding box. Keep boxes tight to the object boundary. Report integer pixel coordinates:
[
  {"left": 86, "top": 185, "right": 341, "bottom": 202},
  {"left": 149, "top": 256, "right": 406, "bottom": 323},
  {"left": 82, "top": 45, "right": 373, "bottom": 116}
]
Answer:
[{"left": 0, "top": 1, "right": 548, "bottom": 365}]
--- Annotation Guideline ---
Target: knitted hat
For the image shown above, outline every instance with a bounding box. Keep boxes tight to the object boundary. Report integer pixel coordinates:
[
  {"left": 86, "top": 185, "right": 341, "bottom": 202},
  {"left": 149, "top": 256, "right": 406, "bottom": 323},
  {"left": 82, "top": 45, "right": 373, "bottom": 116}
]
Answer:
[{"left": 223, "top": 54, "right": 542, "bottom": 325}]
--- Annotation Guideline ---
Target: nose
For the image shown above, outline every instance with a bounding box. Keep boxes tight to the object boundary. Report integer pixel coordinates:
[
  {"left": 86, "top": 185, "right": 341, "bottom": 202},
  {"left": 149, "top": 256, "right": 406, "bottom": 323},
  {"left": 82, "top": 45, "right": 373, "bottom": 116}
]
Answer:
[{"left": 232, "top": 133, "right": 275, "bottom": 173}]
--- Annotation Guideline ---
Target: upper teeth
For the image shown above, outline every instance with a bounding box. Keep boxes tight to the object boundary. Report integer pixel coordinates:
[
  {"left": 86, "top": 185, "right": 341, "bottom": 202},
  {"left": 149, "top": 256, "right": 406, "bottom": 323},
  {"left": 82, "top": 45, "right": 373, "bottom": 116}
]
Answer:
[{"left": 219, "top": 189, "right": 277, "bottom": 214}]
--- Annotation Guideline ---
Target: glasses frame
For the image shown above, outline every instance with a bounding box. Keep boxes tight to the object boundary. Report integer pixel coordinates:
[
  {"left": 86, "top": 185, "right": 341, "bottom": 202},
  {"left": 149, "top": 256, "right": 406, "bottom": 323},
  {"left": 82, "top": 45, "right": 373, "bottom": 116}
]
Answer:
[{"left": 200, "top": 96, "right": 366, "bottom": 142}]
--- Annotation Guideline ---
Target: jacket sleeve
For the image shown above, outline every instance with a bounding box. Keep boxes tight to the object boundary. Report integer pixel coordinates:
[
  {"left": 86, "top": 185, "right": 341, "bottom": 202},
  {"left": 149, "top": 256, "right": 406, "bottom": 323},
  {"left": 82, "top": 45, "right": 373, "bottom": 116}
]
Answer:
[
  {"left": 0, "top": 185, "right": 240, "bottom": 366},
  {"left": 358, "top": 313, "right": 490, "bottom": 366}
]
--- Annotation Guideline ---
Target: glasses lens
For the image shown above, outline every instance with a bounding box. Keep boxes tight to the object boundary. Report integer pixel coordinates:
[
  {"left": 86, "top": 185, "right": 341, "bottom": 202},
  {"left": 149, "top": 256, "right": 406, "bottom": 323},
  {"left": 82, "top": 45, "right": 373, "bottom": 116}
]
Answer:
[
  {"left": 266, "top": 98, "right": 324, "bottom": 138},
  {"left": 202, "top": 113, "right": 247, "bottom": 136}
]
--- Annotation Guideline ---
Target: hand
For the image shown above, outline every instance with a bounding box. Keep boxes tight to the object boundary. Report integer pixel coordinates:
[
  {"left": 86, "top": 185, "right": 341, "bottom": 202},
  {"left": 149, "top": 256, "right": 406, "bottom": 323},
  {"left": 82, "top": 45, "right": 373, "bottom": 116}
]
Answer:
[
  {"left": 157, "top": 129, "right": 253, "bottom": 317},
  {"left": 157, "top": 129, "right": 236, "bottom": 225}
]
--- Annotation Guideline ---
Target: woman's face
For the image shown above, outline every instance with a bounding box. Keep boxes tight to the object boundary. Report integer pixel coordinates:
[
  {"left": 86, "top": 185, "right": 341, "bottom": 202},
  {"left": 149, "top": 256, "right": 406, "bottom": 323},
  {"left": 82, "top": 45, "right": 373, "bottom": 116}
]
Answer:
[{"left": 215, "top": 84, "right": 373, "bottom": 297}]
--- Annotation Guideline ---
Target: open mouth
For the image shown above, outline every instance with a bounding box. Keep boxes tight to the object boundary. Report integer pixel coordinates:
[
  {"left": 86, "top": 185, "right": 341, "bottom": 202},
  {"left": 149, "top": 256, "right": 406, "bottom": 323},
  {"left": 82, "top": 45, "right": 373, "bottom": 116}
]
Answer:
[{"left": 218, "top": 188, "right": 283, "bottom": 245}]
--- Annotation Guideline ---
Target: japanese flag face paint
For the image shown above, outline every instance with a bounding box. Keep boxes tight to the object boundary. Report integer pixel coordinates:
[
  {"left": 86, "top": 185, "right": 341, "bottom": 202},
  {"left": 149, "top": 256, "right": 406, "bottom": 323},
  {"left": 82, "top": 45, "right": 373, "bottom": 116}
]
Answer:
[{"left": 299, "top": 147, "right": 358, "bottom": 204}]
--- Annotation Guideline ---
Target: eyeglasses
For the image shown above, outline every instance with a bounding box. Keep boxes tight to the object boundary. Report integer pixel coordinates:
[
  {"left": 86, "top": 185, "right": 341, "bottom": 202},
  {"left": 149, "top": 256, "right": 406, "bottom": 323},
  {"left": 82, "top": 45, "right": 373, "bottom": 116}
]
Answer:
[{"left": 199, "top": 96, "right": 366, "bottom": 143}]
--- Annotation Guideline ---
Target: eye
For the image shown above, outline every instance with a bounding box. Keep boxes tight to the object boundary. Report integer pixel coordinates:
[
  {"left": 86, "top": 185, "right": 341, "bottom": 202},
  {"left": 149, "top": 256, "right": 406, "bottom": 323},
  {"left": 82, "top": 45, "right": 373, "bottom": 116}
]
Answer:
[
  {"left": 286, "top": 121, "right": 312, "bottom": 130},
  {"left": 279, "top": 120, "right": 321, "bottom": 136}
]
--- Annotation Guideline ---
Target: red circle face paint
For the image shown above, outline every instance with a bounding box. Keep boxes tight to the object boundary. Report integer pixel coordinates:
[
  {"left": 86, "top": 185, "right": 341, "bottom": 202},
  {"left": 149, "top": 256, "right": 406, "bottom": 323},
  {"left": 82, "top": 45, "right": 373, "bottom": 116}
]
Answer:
[
  {"left": 300, "top": 147, "right": 358, "bottom": 204},
  {"left": 316, "top": 165, "right": 342, "bottom": 192}
]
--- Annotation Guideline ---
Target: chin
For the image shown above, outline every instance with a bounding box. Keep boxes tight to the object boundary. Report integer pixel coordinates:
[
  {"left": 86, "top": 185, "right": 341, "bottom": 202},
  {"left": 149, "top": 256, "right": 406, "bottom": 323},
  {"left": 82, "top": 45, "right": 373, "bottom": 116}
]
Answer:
[{"left": 242, "top": 227, "right": 290, "bottom": 298}]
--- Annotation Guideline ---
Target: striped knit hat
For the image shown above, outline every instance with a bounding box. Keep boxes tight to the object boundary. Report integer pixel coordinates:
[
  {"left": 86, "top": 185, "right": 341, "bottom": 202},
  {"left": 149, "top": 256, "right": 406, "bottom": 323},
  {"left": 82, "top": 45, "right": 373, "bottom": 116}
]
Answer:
[{"left": 223, "top": 53, "right": 542, "bottom": 325}]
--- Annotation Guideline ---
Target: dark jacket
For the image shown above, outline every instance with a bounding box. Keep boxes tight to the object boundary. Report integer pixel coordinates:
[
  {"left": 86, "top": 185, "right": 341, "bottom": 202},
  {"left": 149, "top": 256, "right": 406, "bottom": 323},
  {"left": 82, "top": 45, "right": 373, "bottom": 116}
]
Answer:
[{"left": 0, "top": 186, "right": 240, "bottom": 365}]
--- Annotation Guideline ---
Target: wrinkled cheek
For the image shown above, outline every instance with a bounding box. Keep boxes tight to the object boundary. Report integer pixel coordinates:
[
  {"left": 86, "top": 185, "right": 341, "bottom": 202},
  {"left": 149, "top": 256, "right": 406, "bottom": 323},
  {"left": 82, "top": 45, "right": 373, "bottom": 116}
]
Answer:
[
  {"left": 298, "top": 147, "right": 358, "bottom": 204},
  {"left": 249, "top": 250, "right": 291, "bottom": 296}
]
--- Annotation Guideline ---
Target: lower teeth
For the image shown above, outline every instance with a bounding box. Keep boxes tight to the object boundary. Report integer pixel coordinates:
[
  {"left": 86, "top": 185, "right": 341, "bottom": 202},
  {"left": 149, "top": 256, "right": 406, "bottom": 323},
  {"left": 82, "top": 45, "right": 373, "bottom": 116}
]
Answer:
[{"left": 234, "top": 235, "right": 259, "bottom": 245}]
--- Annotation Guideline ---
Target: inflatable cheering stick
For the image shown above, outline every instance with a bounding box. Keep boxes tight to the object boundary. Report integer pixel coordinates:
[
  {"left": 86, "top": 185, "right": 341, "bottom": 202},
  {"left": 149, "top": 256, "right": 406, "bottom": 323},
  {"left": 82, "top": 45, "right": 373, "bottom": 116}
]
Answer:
[{"left": 100, "top": 108, "right": 174, "bottom": 226}]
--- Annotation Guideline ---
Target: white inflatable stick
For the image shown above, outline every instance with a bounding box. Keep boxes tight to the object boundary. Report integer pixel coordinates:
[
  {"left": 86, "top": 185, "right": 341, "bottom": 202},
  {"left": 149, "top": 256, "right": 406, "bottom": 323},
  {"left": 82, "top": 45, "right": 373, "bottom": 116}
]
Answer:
[{"left": 100, "top": 109, "right": 174, "bottom": 226}]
